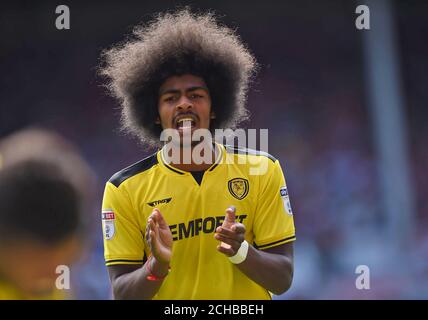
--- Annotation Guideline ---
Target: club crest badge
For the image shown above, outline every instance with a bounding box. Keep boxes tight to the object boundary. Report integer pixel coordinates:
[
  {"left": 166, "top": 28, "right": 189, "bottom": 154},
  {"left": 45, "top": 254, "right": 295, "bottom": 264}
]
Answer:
[{"left": 228, "top": 178, "right": 249, "bottom": 200}]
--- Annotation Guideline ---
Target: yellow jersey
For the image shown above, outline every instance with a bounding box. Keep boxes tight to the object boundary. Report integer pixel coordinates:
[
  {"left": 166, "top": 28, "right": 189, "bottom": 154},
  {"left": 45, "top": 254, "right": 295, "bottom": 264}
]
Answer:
[
  {"left": 102, "top": 143, "right": 296, "bottom": 299},
  {"left": 0, "top": 281, "right": 65, "bottom": 300}
]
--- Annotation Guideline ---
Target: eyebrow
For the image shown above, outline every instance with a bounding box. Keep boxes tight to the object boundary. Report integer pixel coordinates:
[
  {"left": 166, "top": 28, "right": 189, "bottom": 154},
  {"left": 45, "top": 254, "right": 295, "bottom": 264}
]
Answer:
[{"left": 159, "top": 86, "right": 209, "bottom": 96}]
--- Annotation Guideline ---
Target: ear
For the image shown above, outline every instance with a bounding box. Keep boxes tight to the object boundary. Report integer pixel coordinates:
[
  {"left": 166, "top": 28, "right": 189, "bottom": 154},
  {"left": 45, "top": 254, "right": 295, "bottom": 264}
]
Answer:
[
  {"left": 210, "top": 111, "right": 216, "bottom": 119},
  {"left": 155, "top": 117, "right": 161, "bottom": 124}
]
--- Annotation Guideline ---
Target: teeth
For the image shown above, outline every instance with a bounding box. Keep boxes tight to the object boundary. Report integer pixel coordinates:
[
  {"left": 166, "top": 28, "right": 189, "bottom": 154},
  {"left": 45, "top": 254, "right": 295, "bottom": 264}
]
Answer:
[
  {"left": 178, "top": 118, "right": 194, "bottom": 123},
  {"left": 177, "top": 118, "right": 195, "bottom": 128}
]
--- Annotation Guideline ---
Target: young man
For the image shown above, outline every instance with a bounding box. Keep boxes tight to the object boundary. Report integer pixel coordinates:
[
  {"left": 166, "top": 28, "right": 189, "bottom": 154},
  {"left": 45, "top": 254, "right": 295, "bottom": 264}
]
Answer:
[{"left": 100, "top": 9, "right": 296, "bottom": 299}]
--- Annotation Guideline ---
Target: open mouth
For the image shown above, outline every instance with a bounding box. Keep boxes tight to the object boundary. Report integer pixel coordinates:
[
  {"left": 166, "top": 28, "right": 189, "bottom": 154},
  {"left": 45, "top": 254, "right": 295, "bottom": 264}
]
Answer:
[{"left": 175, "top": 115, "right": 197, "bottom": 130}]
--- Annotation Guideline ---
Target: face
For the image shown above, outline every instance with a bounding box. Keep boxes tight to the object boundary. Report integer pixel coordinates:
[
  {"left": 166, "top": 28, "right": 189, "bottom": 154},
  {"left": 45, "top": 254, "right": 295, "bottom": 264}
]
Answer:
[{"left": 158, "top": 74, "right": 215, "bottom": 143}]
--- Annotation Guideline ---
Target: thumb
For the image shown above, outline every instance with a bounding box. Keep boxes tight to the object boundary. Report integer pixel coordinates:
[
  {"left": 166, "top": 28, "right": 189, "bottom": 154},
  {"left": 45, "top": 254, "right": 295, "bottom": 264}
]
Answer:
[{"left": 224, "top": 206, "right": 236, "bottom": 224}]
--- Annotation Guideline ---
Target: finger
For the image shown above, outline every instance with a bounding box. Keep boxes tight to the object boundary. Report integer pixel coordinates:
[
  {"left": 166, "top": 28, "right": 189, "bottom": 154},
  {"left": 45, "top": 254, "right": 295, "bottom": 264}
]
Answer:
[
  {"left": 145, "top": 219, "right": 153, "bottom": 240},
  {"left": 150, "top": 229, "right": 156, "bottom": 240},
  {"left": 214, "top": 234, "right": 241, "bottom": 251},
  {"left": 220, "top": 242, "right": 232, "bottom": 250},
  {"left": 145, "top": 227, "right": 150, "bottom": 243},
  {"left": 153, "top": 208, "right": 169, "bottom": 228},
  {"left": 231, "top": 223, "right": 246, "bottom": 234},
  {"left": 148, "top": 218, "right": 157, "bottom": 232},
  {"left": 150, "top": 230, "right": 160, "bottom": 252},
  {"left": 223, "top": 206, "right": 236, "bottom": 225},
  {"left": 150, "top": 209, "right": 160, "bottom": 225},
  {"left": 216, "top": 244, "right": 235, "bottom": 257},
  {"left": 216, "top": 224, "right": 246, "bottom": 238},
  {"left": 147, "top": 219, "right": 159, "bottom": 248},
  {"left": 216, "top": 225, "right": 245, "bottom": 242},
  {"left": 215, "top": 230, "right": 244, "bottom": 245}
]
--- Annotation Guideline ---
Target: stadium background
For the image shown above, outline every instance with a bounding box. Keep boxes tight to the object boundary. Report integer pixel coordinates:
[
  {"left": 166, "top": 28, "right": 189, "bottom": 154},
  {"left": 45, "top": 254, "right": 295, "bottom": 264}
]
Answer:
[{"left": 0, "top": 0, "right": 427, "bottom": 299}]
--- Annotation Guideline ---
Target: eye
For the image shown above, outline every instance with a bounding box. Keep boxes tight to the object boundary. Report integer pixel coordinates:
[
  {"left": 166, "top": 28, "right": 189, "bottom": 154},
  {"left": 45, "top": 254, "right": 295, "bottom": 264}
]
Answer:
[
  {"left": 164, "top": 95, "right": 176, "bottom": 102},
  {"left": 190, "top": 93, "right": 203, "bottom": 99}
]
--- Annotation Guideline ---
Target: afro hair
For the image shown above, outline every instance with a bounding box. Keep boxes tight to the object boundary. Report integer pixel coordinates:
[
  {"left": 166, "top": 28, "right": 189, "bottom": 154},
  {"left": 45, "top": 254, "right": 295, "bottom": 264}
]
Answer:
[{"left": 99, "top": 9, "right": 258, "bottom": 147}]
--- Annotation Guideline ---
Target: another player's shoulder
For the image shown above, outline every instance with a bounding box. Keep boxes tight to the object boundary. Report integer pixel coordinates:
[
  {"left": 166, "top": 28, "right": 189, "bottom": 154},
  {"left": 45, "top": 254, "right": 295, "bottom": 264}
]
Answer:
[
  {"left": 224, "top": 145, "right": 277, "bottom": 163},
  {"left": 108, "top": 152, "right": 158, "bottom": 188}
]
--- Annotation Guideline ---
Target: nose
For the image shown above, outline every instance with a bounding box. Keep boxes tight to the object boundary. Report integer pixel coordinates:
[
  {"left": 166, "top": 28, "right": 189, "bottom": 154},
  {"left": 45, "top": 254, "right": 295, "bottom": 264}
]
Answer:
[{"left": 176, "top": 96, "right": 193, "bottom": 112}]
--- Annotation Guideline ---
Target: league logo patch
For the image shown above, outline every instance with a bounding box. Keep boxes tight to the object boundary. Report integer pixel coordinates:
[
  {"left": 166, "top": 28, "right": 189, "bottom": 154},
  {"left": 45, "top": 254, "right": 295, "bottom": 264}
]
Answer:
[
  {"left": 280, "top": 186, "right": 293, "bottom": 215},
  {"left": 102, "top": 209, "right": 115, "bottom": 240},
  {"left": 228, "top": 178, "right": 249, "bottom": 200}
]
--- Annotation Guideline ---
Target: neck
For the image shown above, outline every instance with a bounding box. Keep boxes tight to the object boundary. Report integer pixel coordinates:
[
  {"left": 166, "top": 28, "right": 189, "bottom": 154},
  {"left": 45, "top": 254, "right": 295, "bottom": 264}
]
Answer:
[{"left": 163, "top": 141, "right": 217, "bottom": 172}]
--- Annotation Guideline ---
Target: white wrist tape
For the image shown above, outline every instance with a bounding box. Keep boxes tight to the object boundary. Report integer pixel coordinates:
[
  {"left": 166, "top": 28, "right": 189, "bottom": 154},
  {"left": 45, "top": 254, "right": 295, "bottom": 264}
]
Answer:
[{"left": 228, "top": 240, "right": 249, "bottom": 264}]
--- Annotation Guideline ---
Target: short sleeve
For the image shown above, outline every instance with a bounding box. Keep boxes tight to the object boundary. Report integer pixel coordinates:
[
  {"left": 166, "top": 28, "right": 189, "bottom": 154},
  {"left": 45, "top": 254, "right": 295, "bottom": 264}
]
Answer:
[
  {"left": 252, "top": 159, "right": 296, "bottom": 250},
  {"left": 102, "top": 182, "right": 145, "bottom": 266}
]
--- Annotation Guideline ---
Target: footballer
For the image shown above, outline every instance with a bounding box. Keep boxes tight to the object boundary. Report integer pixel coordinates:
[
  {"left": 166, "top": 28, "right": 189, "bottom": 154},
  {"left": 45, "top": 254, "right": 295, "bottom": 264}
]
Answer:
[{"left": 100, "top": 9, "right": 296, "bottom": 299}]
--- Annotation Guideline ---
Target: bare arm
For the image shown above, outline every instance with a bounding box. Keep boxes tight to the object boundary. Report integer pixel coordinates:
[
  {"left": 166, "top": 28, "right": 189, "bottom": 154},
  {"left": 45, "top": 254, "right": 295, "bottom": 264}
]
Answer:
[
  {"left": 107, "top": 259, "right": 169, "bottom": 300},
  {"left": 215, "top": 208, "right": 294, "bottom": 295},
  {"left": 108, "top": 208, "right": 173, "bottom": 300},
  {"left": 236, "top": 242, "right": 293, "bottom": 295}
]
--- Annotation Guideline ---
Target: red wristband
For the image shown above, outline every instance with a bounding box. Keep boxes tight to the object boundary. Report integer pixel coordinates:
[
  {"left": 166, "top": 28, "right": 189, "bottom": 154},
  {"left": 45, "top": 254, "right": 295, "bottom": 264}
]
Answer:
[{"left": 145, "top": 256, "right": 170, "bottom": 281}]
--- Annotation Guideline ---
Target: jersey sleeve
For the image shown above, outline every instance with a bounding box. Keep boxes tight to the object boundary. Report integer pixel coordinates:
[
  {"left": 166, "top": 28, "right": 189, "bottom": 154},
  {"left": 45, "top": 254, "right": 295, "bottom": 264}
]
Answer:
[
  {"left": 252, "top": 159, "right": 296, "bottom": 250},
  {"left": 102, "top": 182, "right": 145, "bottom": 266}
]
